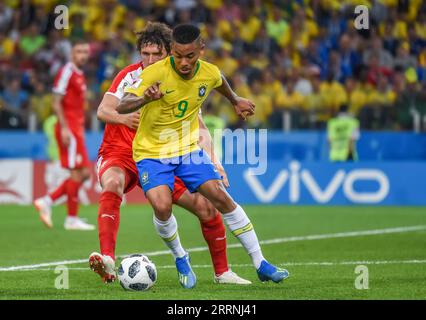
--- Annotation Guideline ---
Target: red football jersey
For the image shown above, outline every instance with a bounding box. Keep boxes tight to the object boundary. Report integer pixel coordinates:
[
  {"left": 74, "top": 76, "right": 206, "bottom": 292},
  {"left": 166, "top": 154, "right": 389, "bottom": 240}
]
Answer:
[
  {"left": 98, "top": 62, "right": 144, "bottom": 158},
  {"left": 52, "top": 62, "right": 87, "bottom": 132}
]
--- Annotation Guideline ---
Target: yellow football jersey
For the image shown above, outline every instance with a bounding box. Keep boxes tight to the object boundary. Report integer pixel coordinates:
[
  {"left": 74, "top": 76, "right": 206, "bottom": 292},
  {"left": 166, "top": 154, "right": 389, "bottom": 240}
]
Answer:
[{"left": 125, "top": 56, "right": 223, "bottom": 161}]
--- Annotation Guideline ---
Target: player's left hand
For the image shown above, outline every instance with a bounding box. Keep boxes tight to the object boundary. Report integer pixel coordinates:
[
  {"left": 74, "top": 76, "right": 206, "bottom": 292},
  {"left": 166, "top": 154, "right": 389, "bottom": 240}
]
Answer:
[
  {"left": 144, "top": 81, "right": 164, "bottom": 102},
  {"left": 217, "top": 164, "right": 230, "bottom": 188},
  {"left": 233, "top": 97, "right": 255, "bottom": 120}
]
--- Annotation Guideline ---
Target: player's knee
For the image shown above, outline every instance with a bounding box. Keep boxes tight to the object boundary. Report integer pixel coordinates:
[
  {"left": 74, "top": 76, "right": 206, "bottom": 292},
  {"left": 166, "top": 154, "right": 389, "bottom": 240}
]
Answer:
[
  {"left": 103, "top": 175, "right": 124, "bottom": 195},
  {"left": 151, "top": 199, "right": 172, "bottom": 217},
  {"left": 194, "top": 197, "right": 217, "bottom": 223}
]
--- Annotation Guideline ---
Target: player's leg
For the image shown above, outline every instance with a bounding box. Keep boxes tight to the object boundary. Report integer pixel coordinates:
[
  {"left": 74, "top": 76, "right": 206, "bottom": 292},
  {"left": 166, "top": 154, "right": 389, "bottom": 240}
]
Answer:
[
  {"left": 34, "top": 125, "right": 68, "bottom": 227},
  {"left": 136, "top": 159, "right": 197, "bottom": 289},
  {"left": 198, "top": 180, "right": 289, "bottom": 283},
  {"left": 34, "top": 178, "right": 67, "bottom": 228},
  {"left": 89, "top": 163, "right": 128, "bottom": 283},
  {"left": 176, "top": 150, "right": 289, "bottom": 283},
  {"left": 175, "top": 189, "right": 252, "bottom": 284},
  {"left": 137, "top": 158, "right": 196, "bottom": 289},
  {"left": 33, "top": 129, "right": 86, "bottom": 228},
  {"left": 63, "top": 166, "right": 95, "bottom": 230},
  {"left": 97, "top": 166, "right": 125, "bottom": 259},
  {"left": 63, "top": 132, "right": 95, "bottom": 230}
]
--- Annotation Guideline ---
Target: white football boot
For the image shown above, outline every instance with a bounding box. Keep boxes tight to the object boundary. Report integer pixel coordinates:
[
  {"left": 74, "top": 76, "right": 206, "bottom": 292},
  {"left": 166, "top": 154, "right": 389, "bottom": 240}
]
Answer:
[
  {"left": 214, "top": 270, "right": 252, "bottom": 285},
  {"left": 64, "top": 216, "right": 95, "bottom": 231},
  {"left": 33, "top": 197, "right": 53, "bottom": 228},
  {"left": 89, "top": 252, "right": 116, "bottom": 283}
]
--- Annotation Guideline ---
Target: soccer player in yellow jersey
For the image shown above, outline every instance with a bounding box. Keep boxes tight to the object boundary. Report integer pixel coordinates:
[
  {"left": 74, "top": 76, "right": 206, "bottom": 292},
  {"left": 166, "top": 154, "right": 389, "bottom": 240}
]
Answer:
[{"left": 117, "top": 24, "right": 289, "bottom": 289}]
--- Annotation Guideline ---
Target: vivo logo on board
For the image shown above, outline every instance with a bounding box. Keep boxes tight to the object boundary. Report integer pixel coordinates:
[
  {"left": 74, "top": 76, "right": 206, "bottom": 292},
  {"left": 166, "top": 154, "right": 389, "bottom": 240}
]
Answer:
[{"left": 244, "top": 161, "right": 390, "bottom": 204}]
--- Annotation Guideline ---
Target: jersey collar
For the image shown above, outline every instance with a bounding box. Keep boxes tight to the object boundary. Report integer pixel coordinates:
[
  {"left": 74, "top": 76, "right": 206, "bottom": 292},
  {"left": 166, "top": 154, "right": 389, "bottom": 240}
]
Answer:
[
  {"left": 170, "top": 56, "right": 200, "bottom": 80},
  {"left": 70, "top": 62, "right": 83, "bottom": 75}
]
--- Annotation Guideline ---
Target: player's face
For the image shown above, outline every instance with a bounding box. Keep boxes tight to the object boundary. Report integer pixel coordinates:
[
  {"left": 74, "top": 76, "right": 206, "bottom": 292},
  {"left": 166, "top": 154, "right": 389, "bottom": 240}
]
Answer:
[
  {"left": 140, "top": 43, "right": 168, "bottom": 67},
  {"left": 171, "top": 40, "right": 203, "bottom": 77},
  {"left": 72, "top": 43, "right": 90, "bottom": 67}
]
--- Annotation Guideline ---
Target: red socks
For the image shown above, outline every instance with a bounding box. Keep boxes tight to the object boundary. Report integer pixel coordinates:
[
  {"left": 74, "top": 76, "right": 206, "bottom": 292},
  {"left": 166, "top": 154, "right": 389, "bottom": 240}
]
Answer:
[
  {"left": 48, "top": 178, "right": 82, "bottom": 217},
  {"left": 66, "top": 179, "right": 82, "bottom": 217},
  {"left": 200, "top": 212, "right": 229, "bottom": 276},
  {"left": 48, "top": 179, "right": 68, "bottom": 202},
  {"left": 98, "top": 191, "right": 122, "bottom": 260}
]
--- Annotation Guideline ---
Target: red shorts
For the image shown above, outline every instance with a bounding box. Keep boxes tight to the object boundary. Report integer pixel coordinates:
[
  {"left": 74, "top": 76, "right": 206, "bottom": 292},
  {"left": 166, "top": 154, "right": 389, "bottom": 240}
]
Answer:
[
  {"left": 55, "top": 126, "right": 89, "bottom": 169},
  {"left": 97, "top": 153, "right": 188, "bottom": 201}
]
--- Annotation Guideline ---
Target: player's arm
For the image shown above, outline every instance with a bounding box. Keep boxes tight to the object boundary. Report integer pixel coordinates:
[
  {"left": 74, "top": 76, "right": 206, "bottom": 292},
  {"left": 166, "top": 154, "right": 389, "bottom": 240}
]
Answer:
[
  {"left": 52, "top": 93, "right": 71, "bottom": 147},
  {"left": 198, "top": 114, "right": 229, "bottom": 187},
  {"left": 117, "top": 81, "right": 163, "bottom": 114},
  {"left": 215, "top": 74, "right": 255, "bottom": 120},
  {"left": 97, "top": 94, "right": 139, "bottom": 130}
]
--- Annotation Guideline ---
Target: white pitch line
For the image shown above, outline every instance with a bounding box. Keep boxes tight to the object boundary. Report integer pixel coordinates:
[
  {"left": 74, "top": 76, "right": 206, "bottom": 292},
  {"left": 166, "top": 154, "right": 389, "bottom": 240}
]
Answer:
[
  {"left": 4, "top": 260, "right": 426, "bottom": 272},
  {"left": 1, "top": 225, "right": 425, "bottom": 272}
]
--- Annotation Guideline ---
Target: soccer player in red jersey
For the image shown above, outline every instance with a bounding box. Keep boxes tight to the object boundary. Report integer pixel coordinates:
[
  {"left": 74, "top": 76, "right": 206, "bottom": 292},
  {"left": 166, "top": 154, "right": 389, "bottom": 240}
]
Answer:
[
  {"left": 89, "top": 22, "right": 250, "bottom": 285},
  {"left": 34, "top": 40, "right": 95, "bottom": 231}
]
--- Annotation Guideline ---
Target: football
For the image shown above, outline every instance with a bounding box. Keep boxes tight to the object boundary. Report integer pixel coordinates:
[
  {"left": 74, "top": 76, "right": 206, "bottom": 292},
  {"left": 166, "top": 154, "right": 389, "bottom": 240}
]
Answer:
[{"left": 118, "top": 254, "right": 157, "bottom": 291}]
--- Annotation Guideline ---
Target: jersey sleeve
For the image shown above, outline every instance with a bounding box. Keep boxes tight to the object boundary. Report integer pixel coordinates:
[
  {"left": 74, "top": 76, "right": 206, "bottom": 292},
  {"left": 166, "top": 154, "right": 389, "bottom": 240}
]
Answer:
[
  {"left": 106, "top": 68, "right": 132, "bottom": 100},
  {"left": 52, "top": 64, "right": 72, "bottom": 95},
  {"left": 124, "top": 65, "right": 161, "bottom": 97},
  {"left": 213, "top": 66, "right": 223, "bottom": 88}
]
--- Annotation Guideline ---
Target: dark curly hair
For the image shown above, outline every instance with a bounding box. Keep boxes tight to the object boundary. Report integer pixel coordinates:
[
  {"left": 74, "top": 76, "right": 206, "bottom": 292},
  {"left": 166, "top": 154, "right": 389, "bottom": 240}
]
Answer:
[{"left": 135, "top": 22, "right": 172, "bottom": 54}]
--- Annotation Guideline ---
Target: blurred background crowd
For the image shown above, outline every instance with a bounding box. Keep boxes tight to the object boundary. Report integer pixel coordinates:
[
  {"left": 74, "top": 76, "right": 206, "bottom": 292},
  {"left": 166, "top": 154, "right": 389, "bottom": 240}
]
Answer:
[{"left": 1, "top": 0, "right": 426, "bottom": 132}]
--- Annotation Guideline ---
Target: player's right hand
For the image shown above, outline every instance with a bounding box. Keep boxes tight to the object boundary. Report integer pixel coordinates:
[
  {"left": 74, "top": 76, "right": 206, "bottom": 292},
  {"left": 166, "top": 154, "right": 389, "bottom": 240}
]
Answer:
[
  {"left": 144, "top": 81, "right": 164, "bottom": 102},
  {"left": 61, "top": 127, "right": 71, "bottom": 147},
  {"left": 234, "top": 97, "right": 255, "bottom": 120},
  {"left": 122, "top": 111, "right": 140, "bottom": 130}
]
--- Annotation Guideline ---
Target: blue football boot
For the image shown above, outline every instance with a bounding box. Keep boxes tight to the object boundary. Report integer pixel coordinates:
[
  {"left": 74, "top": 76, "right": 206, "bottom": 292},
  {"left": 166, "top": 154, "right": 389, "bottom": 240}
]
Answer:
[
  {"left": 257, "top": 260, "right": 290, "bottom": 283},
  {"left": 175, "top": 253, "right": 197, "bottom": 289}
]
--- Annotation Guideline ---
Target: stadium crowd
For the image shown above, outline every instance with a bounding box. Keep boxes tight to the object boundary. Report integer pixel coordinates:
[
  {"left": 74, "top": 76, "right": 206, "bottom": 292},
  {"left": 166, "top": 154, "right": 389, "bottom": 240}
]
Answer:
[{"left": 1, "top": 0, "right": 426, "bottom": 131}]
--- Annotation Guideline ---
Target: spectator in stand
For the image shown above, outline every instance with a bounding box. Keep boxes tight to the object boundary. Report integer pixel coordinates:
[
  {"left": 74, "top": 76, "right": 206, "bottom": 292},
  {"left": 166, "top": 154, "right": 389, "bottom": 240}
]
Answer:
[
  {"left": 394, "top": 68, "right": 426, "bottom": 130},
  {"left": 320, "top": 73, "right": 348, "bottom": 119},
  {"left": 366, "top": 53, "right": 393, "bottom": 86},
  {"left": 247, "top": 78, "right": 273, "bottom": 129},
  {"left": 216, "top": 0, "right": 241, "bottom": 22},
  {"left": 266, "top": 5, "right": 289, "bottom": 48},
  {"left": 30, "top": 81, "right": 53, "bottom": 127},
  {"left": 260, "top": 68, "right": 284, "bottom": 108},
  {"left": 382, "top": 21, "right": 399, "bottom": 56},
  {"left": 214, "top": 43, "right": 239, "bottom": 78},
  {"left": 276, "top": 76, "right": 306, "bottom": 129},
  {"left": 345, "top": 76, "right": 368, "bottom": 118},
  {"left": 0, "top": 2, "right": 13, "bottom": 32},
  {"left": 303, "top": 69, "right": 327, "bottom": 129},
  {"left": 0, "top": 0, "right": 425, "bottom": 131},
  {"left": 19, "top": 23, "right": 46, "bottom": 57},
  {"left": 363, "top": 36, "right": 395, "bottom": 70},
  {"left": 338, "top": 33, "right": 361, "bottom": 82},
  {"left": 0, "top": 31, "right": 14, "bottom": 62},
  {"left": 0, "top": 78, "right": 29, "bottom": 126},
  {"left": 394, "top": 41, "right": 418, "bottom": 70},
  {"left": 361, "top": 74, "right": 396, "bottom": 129}
]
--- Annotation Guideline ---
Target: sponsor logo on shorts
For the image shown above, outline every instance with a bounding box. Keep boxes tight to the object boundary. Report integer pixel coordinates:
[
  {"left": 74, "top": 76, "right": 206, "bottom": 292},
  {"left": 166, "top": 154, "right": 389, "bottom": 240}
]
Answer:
[{"left": 141, "top": 171, "right": 149, "bottom": 185}]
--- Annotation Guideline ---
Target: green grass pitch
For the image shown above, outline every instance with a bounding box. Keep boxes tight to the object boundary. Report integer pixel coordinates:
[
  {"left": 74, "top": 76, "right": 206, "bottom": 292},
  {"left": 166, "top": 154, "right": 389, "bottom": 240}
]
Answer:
[{"left": 0, "top": 204, "right": 425, "bottom": 300}]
